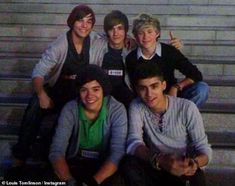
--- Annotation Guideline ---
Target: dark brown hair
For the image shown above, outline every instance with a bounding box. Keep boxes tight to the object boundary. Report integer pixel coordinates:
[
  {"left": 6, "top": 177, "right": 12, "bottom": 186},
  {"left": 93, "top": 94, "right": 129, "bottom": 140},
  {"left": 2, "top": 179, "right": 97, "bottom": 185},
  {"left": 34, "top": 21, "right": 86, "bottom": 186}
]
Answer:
[{"left": 67, "top": 4, "right": 96, "bottom": 29}]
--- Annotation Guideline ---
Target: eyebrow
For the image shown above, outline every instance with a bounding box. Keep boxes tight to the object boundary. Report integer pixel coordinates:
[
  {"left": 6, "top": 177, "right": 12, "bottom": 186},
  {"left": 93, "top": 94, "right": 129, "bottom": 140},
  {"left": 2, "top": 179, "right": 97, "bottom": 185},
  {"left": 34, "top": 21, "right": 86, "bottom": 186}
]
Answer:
[{"left": 138, "top": 82, "right": 160, "bottom": 88}]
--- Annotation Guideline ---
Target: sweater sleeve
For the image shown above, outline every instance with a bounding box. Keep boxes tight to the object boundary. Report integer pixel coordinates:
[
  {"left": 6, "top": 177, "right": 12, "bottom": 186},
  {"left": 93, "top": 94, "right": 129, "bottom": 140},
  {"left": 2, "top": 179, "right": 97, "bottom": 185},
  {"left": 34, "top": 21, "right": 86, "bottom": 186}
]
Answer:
[
  {"left": 185, "top": 102, "right": 212, "bottom": 162},
  {"left": 106, "top": 99, "right": 128, "bottom": 166},
  {"left": 49, "top": 101, "right": 76, "bottom": 162},
  {"left": 167, "top": 45, "right": 203, "bottom": 82},
  {"left": 126, "top": 100, "right": 146, "bottom": 155},
  {"left": 32, "top": 33, "right": 67, "bottom": 79}
]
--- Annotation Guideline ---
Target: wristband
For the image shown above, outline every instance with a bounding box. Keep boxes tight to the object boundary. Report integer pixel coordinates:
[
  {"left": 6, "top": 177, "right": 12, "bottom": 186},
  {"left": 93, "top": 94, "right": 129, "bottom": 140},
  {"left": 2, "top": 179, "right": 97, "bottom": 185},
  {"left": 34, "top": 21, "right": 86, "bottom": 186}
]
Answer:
[
  {"left": 173, "top": 83, "right": 182, "bottom": 91},
  {"left": 151, "top": 153, "right": 162, "bottom": 170},
  {"left": 192, "top": 158, "right": 200, "bottom": 169}
]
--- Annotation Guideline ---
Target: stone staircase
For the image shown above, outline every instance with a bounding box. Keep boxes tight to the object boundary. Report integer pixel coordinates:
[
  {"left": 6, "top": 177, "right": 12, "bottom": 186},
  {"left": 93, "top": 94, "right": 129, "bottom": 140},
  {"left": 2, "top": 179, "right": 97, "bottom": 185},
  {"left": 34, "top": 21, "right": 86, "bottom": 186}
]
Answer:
[{"left": 0, "top": 1, "right": 235, "bottom": 185}]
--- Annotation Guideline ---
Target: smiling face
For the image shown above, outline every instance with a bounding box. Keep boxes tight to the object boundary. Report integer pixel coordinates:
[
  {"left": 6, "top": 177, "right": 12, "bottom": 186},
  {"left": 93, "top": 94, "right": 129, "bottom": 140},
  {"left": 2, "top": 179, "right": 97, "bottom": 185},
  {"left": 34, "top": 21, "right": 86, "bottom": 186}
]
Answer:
[
  {"left": 79, "top": 80, "right": 103, "bottom": 113},
  {"left": 135, "top": 25, "right": 159, "bottom": 51},
  {"left": 72, "top": 13, "right": 93, "bottom": 39},
  {"left": 136, "top": 77, "right": 166, "bottom": 111},
  {"left": 107, "top": 23, "right": 126, "bottom": 49}
]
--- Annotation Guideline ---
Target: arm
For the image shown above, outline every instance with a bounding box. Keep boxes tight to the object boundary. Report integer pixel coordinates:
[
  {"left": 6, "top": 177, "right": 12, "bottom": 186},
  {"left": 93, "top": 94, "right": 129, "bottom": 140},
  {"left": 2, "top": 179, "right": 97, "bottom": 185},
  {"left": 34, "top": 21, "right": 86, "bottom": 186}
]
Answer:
[
  {"left": 49, "top": 102, "right": 77, "bottom": 181},
  {"left": 93, "top": 99, "right": 128, "bottom": 184},
  {"left": 51, "top": 156, "right": 73, "bottom": 181},
  {"left": 169, "top": 31, "right": 183, "bottom": 50},
  {"left": 93, "top": 160, "right": 117, "bottom": 184},
  {"left": 32, "top": 77, "right": 54, "bottom": 109},
  {"left": 183, "top": 153, "right": 209, "bottom": 176},
  {"left": 168, "top": 78, "right": 194, "bottom": 97},
  {"left": 183, "top": 102, "right": 212, "bottom": 176},
  {"left": 127, "top": 100, "right": 146, "bottom": 155}
]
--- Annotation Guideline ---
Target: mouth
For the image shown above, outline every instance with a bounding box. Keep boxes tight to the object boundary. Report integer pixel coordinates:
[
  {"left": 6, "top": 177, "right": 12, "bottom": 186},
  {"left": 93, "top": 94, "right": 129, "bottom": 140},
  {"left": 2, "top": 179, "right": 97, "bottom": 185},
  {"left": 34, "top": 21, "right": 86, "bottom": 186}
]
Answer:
[
  {"left": 145, "top": 97, "right": 156, "bottom": 105},
  {"left": 86, "top": 99, "right": 96, "bottom": 104}
]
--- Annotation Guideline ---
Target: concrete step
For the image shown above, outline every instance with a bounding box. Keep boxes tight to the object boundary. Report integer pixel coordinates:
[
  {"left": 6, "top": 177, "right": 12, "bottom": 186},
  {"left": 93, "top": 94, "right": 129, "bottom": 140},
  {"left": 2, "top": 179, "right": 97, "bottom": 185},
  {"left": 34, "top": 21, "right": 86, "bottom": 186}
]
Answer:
[
  {"left": 1, "top": 78, "right": 235, "bottom": 104},
  {"left": 205, "top": 166, "right": 235, "bottom": 186},
  {"left": 0, "top": 12, "right": 234, "bottom": 30},
  {"left": 1, "top": 0, "right": 235, "bottom": 6},
  {"left": 1, "top": 3, "right": 235, "bottom": 16},
  {"left": 1, "top": 40, "right": 234, "bottom": 60},
  {"left": 1, "top": 58, "right": 235, "bottom": 77},
  {"left": 1, "top": 25, "right": 235, "bottom": 46},
  {"left": 206, "top": 146, "right": 235, "bottom": 186},
  {"left": 4, "top": 138, "right": 233, "bottom": 186}
]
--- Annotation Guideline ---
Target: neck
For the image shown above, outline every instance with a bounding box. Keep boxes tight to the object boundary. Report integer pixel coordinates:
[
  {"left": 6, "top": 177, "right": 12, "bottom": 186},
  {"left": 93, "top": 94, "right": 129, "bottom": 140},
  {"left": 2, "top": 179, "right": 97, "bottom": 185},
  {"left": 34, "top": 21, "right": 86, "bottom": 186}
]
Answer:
[
  {"left": 152, "top": 95, "right": 168, "bottom": 114},
  {"left": 142, "top": 44, "right": 157, "bottom": 59},
  {"left": 85, "top": 108, "right": 100, "bottom": 121},
  {"left": 109, "top": 41, "right": 124, "bottom": 50}
]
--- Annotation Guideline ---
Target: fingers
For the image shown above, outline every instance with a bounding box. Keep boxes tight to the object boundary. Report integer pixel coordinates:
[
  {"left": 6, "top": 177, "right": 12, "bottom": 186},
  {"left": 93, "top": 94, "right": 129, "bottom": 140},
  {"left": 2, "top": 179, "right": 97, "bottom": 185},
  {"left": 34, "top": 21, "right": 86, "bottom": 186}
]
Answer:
[
  {"left": 169, "top": 31, "right": 183, "bottom": 49},
  {"left": 170, "top": 38, "right": 183, "bottom": 50},
  {"left": 169, "top": 31, "right": 175, "bottom": 40}
]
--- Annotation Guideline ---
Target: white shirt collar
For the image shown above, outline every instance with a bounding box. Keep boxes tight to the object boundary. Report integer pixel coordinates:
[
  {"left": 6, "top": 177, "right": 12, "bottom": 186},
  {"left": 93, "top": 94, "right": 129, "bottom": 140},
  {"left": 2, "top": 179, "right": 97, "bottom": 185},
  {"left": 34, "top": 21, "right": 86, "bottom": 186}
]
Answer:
[{"left": 137, "top": 42, "right": 162, "bottom": 60}]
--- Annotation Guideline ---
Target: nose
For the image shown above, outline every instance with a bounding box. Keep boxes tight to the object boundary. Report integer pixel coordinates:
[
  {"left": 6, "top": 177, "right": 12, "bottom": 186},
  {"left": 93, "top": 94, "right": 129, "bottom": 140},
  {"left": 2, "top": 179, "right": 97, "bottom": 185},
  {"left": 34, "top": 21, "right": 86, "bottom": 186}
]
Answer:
[
  {"left": 146, "top": 88, "right": 152, "bottom": 97},
  {"left": 86, "top": 90, "right": 93, "bottom": 97},
  {"left": 141, "top": 32, "right": 146, "bottom": 40},
  {"left": 81, "top": 20, "right": 88, "bottom": 28},
  {"left": 113, "top": 28, "right": 118, "bottom": 35}
]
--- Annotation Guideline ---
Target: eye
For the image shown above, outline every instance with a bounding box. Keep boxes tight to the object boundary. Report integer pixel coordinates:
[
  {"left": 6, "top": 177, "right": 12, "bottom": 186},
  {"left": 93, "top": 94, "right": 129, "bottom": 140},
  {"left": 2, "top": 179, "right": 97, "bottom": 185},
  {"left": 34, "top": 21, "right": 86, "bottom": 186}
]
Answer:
[
  {"left": 80, "top": 88, "right": 87, "bottom": 93},
  {"left": 137, "top": 86, "right": 146, "bottom": 92},
  {"left": 87, "top": 20, "right": 93, "bottom": 24},
  {"left": 92, "top": 87, "right": 101, "bottom": 92},
  {"left": 151, "top": 84, "right": 159, "bottom": 89},
  {"left": 147, "top": 29, "right": 153, "bottom": 34}
]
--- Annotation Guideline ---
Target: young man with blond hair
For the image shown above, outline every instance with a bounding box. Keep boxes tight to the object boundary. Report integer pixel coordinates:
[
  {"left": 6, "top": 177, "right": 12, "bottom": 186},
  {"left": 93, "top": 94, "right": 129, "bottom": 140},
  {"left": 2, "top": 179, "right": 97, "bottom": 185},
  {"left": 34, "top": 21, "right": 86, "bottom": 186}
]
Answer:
[{"left": 126, "top": 13, "right": 209, "bottom": 108}]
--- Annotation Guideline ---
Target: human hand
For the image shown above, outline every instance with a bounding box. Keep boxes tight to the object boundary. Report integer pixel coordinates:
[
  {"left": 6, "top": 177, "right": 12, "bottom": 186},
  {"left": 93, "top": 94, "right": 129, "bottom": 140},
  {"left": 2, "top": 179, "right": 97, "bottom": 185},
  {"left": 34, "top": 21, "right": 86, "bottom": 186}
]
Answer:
[
  {"left": 38, "top": 90, "right": 54, "bottom": 109},
  {"left": 125, "top": 37, "right": 137, "bottom": 50},
  {"left": 168, "top": 86, "right": 178, "bottom": 97},
  {"left": 169, "top": 31, "right": 183, "bottom": 50},
  {"left": 159, "top": 154, "right": 188, "bottom": 177},
  {"left": 184, "top": 158, "right": 198, "bottom": 176}
]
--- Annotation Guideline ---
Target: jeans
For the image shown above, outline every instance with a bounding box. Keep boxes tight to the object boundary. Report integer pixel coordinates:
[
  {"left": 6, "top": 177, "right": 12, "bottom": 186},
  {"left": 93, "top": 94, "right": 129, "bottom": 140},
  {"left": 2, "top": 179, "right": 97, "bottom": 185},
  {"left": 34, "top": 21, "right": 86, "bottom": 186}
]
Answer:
[
  {"left": 12, "top": 82, "right": 76, "bottom": 161},
  {"left": 181, "top": 81, "right": 209, "bottom": 108},
  {"left": 12, "top": 93, "right": 59, "bottom": 161},
  {"left": 121, "top": 155, "right": 206, "bottom": 186}
]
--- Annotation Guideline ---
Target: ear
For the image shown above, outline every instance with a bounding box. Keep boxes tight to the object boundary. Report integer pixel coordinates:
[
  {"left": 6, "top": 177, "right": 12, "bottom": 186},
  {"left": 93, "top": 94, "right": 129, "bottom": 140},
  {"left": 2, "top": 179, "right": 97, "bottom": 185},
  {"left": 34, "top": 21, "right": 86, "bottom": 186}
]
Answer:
[
  {"left": 162, "top": 81, "right": 167, "bottom": 91},
  {"left": 156, "top": 32, "right": 160, "bottom": 38}
]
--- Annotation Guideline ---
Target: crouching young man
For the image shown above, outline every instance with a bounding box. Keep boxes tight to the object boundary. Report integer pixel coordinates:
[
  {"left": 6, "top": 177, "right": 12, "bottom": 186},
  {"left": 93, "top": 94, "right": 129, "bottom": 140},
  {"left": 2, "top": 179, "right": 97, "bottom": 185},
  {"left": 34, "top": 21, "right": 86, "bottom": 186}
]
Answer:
[
  {"left": 49, "top": 65, "right": 127, "bottom": 186},
  {"left": 122, "top": 63, "right": 212, "bottom": 186}
]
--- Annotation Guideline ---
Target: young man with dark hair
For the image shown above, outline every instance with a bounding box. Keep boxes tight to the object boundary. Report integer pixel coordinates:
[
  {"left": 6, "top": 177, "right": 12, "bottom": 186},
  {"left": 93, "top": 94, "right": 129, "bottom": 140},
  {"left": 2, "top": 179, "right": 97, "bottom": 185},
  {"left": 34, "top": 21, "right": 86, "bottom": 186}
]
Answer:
[
  {"left": 122, "top": 62, "right": 212, "bottom": 186},
  {"left": 126, "top": 13, "right": 209, "bottom": 108},
  {"left": 49, "top": 65, "right": 127, "bottom": 186},
  {"left": 12, "top": 4, "right": 100, "bottom": 165}
]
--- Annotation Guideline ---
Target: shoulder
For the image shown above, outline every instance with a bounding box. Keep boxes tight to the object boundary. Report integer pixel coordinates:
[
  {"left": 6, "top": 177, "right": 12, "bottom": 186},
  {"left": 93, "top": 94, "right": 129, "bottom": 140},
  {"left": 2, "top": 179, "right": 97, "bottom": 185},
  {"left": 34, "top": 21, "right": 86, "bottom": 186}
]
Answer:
[
  {"left": 61, "top": 100, "right": 78, "bottom": 113},
  {"left": 106, "top": 96, "right": 128, "bottom": 122},
  {"left": 50, "top": 32, "right": 68, "bottom": 47},
  {"left": 107, "top": 96, "right": 126, "bottom": 111},
  {"left": 160, "top": 42, "right": 179, "bottom": 53},
  {"left": 129, "top": 98, "right": 145, "bottom": 112},
  {"left": 126, "top": 48, "right": 138, "bottom": 59},
  {"left": 91, "top": 36, "right": 108, "bottom": 47},
  {"left": 45, "top": 32, "right": 68, "bottom": 55},
  {"left": 168, "top": 96, "right": 198, "bottom": 113}
]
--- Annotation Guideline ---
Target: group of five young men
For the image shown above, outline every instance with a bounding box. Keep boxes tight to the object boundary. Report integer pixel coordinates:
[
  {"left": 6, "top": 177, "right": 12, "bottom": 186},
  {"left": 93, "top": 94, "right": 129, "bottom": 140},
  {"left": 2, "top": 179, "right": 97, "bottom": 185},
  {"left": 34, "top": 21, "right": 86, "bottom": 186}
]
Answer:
[{"left": 11, "top": 4, "right": 211, "bottom": 186}]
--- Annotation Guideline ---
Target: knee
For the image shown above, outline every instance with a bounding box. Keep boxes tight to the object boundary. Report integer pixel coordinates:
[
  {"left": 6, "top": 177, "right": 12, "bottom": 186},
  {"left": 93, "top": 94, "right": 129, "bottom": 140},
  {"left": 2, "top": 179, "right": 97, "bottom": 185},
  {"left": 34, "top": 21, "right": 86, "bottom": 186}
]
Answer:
[{"left": 194, "top": 81, "right": 209, "bottom": 100}]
